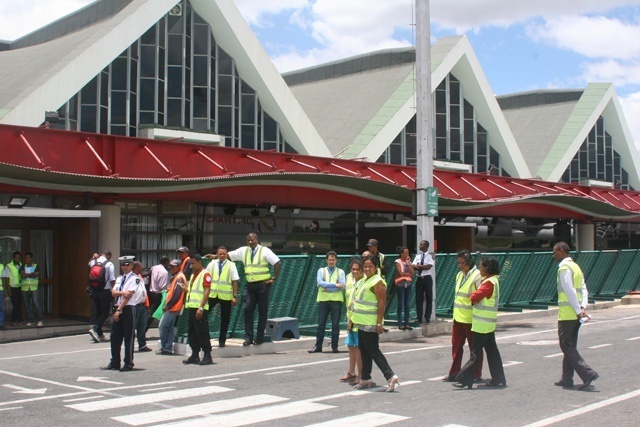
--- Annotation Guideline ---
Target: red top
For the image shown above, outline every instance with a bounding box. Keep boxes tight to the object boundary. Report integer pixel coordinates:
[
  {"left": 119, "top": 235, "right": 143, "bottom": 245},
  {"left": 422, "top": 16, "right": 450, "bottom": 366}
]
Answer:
[{"left": 470, "top": 275, "right": 495, "bottom": 303}]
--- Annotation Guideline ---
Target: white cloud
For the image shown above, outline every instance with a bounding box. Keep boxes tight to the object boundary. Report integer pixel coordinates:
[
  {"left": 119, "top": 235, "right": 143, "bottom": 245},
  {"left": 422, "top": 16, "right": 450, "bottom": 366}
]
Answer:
[
  {"left": 579, "top": 59, "right": 640, "bottom": 87},
  {"left": 0, "top": 0, "right": 93, "bottom": 40},
  {"left": 529, "top": 16, "right": 640, "bottom": 60},
  {"left": 620, "top": 92, "right": 640, "bottom": 152},
  {"left": 233, "top": 0, "right": 308, "bottom": 26}
]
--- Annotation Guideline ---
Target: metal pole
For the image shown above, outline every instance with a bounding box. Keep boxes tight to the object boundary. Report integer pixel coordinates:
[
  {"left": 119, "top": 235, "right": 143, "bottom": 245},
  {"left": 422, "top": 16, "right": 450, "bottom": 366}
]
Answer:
[{"left": 415, "top": 0, "right": 436, "bottom": 322}]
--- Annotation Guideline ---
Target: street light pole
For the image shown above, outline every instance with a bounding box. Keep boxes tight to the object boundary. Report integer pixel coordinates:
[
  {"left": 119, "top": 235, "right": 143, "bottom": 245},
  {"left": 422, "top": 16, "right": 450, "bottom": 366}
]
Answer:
[{"left": 415, "top": 0, "right": 436, "bottom": 322}]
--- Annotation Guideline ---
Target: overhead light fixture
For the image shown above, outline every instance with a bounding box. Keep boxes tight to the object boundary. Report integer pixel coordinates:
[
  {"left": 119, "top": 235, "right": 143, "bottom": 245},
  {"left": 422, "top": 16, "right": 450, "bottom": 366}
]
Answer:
[
  {"left": 223, "top": 206, "right": 237, "bottom": 216},
  {"left": 292, "top": 208, "right": 301, "bottom": 215},
  {"left": 269, "top": 205, "right": 278, "bottom": 214},
  {"left": 250, "top": 208, "right": 260, "bottom": 217},
  {"left": 8, "top": 196, "right": 29, "bottom": 209}
]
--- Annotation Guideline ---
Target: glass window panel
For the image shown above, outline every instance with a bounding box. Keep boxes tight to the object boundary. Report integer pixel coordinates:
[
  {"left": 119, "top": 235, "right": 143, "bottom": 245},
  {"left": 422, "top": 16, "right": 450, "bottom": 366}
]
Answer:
[
  {"left": 449, "top": 80, "right": 460, "bottom": 104},
  {"left": 158, "top": 48, "right": 165, "bottom": 79},
  {"left": 193, "top": 25, "right": 209, "bottom": 55},
  {"left": 263, "top": 114, "right": 277, "bottom": 140},
  {"left": 168, "top": 15, "right": 183, "bottom": 34},
  {"left": 158, "top": 81, "right": 165, "bottom": 114},
  {"left": 140, "top": 79, "right": 155, "bottom": 111},
  {"left": 167, "top": 66, "right": 182, "bottom": 98},
  {"left": 81, "top": 77, "right": 98, "bottom": 105},
  {"left": 192, "top": 118, "right": 208, "bottom": 130},
  {"left": 167, "top": 99, "right": 182, "bottom": 127},
  {"left": 241, "top": 94, "right": 255, "bottom": 123},
  {"left": 450, "top": 105, "right": 460, "bottom": 128},
  {"left": 100, "top": 106, "right": 108, "bottom": 134},
  {"left": 435, "top": 114, "right": 446, "bottom": 138},
  {"left": 435, "top": 137, "right": 447, "bottom": 159},
  {"left": 139, "top": 111, "right": 154, "bottom": 124},
  {"left": 141, "top": 26, "right": 156, "bottom": 45},
  {"left": 450, "top": 130, "right": 460, "bottom": 153},
  {"left": 111, "top": 92, "right": 127, "bottom": 124},
  {"left": 218, "top": 47, "right": 233, "bottom": 75},
  {"left": 80, "top": 105, "right": 97, "bottom": 132},
  {"left": 100, "top": 72, "right": 109, "bottom": 106},
  {"left": 241, "top": 126, "right": 255, "bottom": 149},
  {"left": 184, "top": 100, "right": 190, "bottom": 128},
  {"left": 140, "top": 45, "right": 156, "bottom": 78},
  {"left": 168, "top": 34, "right": 183, "bottom": 65},
  {"left": 405, "top": 133, "right": 416, "bottom": 164},
  {"left": 464, "top": 118, "right": 474, "bottom": 142},
  {"left": 129, "top": 58, "right": 137, "bottom": 93},
  {"left": 193, "top": 56, "right": 208, "bottom": 86},
  {"left": 489, "top": 146, "right": 500, "bottom": 169},
  {"left": 389, "top": 140, "right": 402, "bottom": 165},
  {"left": 130, "top": 93, "right": 137, "bottom": 128},
  {"left": 111, "top": 125, "right": 126, "bottom": 135},
  {"left": 218, "top": 75, "right": 232, "bottom": 106},
  {"left": 218, "top": 106, "right": 232, "bottom": 141},
  {"left": 464, "top": 99, "right": 473, "bottom": 119},
  {"left": 193, "top": 87, "right": 207, "bottom": 117},
  {"left": 464, "top": 142, "right": 474, "bottom": 165},
  {"left": 435, "top": 90, "right": 446, "bottom": 113},
  {"left": 111, "top": 57, "right": 127, "bottom": 91}
]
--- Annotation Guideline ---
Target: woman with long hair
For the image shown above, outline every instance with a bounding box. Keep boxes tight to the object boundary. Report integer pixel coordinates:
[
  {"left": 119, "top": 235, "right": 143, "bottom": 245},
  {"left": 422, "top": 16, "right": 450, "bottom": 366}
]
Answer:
[
  {"left": 339, "top": 257, "right": 364, "bottom": 385},
  {"left": 394, "top": 246, "right": 415, "bottom": 330}
]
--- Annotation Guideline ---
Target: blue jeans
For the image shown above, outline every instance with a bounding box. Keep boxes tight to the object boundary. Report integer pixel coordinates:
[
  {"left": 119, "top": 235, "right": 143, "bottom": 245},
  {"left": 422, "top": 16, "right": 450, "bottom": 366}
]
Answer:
[
  {"left": 158, "top": 310, "right": 179, "bottom": 352},
  {"left": 396, "top": 284, "right": 412, "bottom": 327},
  {"left": 0, "top": 289, "right": 4, "bottom": 327},
  {"left": 23, "top": 289, "right": 43, "bottom": 322},
  {"left": 315, "top": 301, "right": 342, "bottom": 349},
  {"left": 134, "top": 304, "right": 148, "bottom": 349}
]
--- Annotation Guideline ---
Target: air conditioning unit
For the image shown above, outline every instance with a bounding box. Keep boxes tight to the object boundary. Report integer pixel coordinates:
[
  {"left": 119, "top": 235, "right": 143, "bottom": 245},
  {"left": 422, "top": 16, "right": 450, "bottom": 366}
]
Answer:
[{"left": 169, "top": 3, "right": 183, "bottom": 16}]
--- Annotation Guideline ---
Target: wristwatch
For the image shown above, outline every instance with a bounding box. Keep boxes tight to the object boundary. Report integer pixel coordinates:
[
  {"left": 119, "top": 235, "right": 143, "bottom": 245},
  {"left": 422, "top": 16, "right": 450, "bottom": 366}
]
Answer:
[{"left": 377, "top": 323, "right": 382, "bottom": 326}]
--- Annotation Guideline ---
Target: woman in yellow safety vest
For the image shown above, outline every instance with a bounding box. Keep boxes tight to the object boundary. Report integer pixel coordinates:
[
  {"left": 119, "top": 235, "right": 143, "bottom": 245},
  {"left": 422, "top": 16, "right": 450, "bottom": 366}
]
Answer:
[
  {"left": 453, "top": 256, "right": 507, "bottom": 389},
  {"left": 350, "top": 256, "right": 400, "bottom": 392},
  {"left": 339, "top": 258, "right": 364, "bottom": 385}
]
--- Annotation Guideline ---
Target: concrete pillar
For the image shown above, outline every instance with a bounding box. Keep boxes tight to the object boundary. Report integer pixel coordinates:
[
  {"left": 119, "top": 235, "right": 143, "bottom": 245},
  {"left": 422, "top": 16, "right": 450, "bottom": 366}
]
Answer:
[
  {"left": 575, "top": 222, "right": 595, "bottom": 251},
  {"left": 91, "top": 204, "right": 122, "bottom": 261}
]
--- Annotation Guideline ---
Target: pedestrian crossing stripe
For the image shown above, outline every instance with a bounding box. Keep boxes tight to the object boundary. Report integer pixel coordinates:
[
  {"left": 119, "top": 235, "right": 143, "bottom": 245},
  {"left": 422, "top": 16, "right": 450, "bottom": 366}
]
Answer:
[
  {"left": 66, "top": 385, "right": 233, "bottom": 412},
  {"left": 112, "top": 394, "right": 288, "bottom": 426},
  {"left": 303, "top": 412, "right": 410, "bottom": 426}
]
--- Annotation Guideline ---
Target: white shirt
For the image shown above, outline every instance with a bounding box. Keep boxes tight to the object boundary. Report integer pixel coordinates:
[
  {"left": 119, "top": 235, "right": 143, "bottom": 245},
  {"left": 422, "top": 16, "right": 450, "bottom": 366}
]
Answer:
[
  {"left": 115, "top": 273, "right": 146, "bottom": 306},
  {"left": 228, "top": 245, "right": 280, "bottom": 266},
  {"left": 149, "top": 264, "right": 170, "bottom": 293},
  {"left": 206, "top": 259, "right": 240, "bottom": 281},
  {"left": 412, "top": 252, "right": 434, "bottom": 278},
  {"left": 558, "top": 257, "right": 589, "bottom": 315}
]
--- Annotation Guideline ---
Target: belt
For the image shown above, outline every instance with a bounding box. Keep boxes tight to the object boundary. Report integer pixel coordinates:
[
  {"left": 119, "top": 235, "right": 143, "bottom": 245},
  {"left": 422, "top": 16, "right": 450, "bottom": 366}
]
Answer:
[{"left": 136, "top": 303, "right": 146, "bottom": 307}]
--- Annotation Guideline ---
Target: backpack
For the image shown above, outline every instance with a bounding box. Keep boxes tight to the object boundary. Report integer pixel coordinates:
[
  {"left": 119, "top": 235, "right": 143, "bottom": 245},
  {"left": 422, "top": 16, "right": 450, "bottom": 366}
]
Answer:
[{"left": 88, "top": 261, "right": 107, "bottom": 288}]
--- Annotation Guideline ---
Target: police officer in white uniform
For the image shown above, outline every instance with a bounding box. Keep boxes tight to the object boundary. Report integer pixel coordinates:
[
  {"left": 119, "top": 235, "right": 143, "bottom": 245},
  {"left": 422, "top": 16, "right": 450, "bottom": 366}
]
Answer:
[{"left": 102, "top": 257, "right": 145, "bottom": 372}]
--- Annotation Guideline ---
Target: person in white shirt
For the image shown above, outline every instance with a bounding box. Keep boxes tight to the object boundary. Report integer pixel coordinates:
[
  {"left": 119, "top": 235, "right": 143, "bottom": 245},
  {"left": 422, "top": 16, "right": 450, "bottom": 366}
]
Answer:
[
  {"left": 205, "top": 246, "right": 239, "bottom": 348},
  {"left": 146, "top": 257, "right": 170, "bottom": 332},
  {"left": 412, "top": 240, "right": 434, "bottom": 324},
  {"left": 228, "top": 233, "right": 280, "bottom": 346},
  {"left": 553, "top": 242, "right": 599, "bottom": 391},
  {"left": 88, "top": 250, "right": 116, "bottom": 343},
  {"left": 102, "top": 257, "right": 144, "bottom": 372}
]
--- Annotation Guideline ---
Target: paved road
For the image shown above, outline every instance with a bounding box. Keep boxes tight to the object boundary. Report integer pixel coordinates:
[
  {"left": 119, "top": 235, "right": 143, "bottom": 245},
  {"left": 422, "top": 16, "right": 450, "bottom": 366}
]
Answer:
[{"left": 0, "top": 305, "right": 638, "bottom": 426}]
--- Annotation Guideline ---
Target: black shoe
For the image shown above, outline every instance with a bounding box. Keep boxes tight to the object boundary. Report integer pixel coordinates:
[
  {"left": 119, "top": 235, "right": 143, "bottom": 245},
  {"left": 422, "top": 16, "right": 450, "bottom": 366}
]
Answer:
[
  {"left": 254, "top": 339, "right": 264, "bottom": 345},
  {"left": 579, "top": 373, "right": 599, "bottom": 391},
  {"left": 242, "top": 340, "right": 252, "bottom": 346},
  {"left": 218, "top": 342, "right": 226, "bottom": 348},
  {"left": 101, "top": 362, "right": 121, "bottom": 371},
  {"left": 452, "top": 382, "right": 473, "bottom": 389},
  {"left": 183, "top": 354, "right": 200, "bottom": 365},
  {"left": 485, "top": 381, "right": 507, "bottom": 388},
  {"left": 332, "top": 348, "right": 339, "bottom": 353},
  {"left": 159, "top": 349, "right": 173, "bottom": 355},
  {"left": 554, "top": 380, "right": 574, "bottom": 389},
  {"left": 474, "top": 377, "right": 484, "bottom": 383},
  {"left": 199, "top": 353, "right": 215, "bottom": 365},
  {"left": 308, "top": 346, "right": 322, "bottom": 353},
  {"left": 138, "top": 346, "right": 152, "bottom": 352},
  {"left": 120, "top": 364, "right": 134, "bottom": 372}
]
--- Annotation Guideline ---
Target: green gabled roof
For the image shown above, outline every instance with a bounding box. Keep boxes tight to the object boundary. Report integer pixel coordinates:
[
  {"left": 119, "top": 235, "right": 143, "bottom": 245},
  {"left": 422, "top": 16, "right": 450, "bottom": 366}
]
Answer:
[{"left": 536, "top": 84, "right": 611, "bottom": 179}]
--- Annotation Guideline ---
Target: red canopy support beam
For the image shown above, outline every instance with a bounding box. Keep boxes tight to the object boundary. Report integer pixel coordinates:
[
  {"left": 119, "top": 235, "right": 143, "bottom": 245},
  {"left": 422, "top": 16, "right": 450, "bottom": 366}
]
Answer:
[
  {"left": 244, "top": 153, "right": 282, "bottom": 171},
  {"left": 510, "top": 180, "right": 538, "bottom": 193},
  {"left": 84, "top": 138, "right": 113, "bottom": 175},
  {"left": 142, "top": 144, "right": 179, "bottom": 178},
  {"left": 195, "top": 149, "right": 232, "bottom": 175},
  {"left": 19, "top": 133, "right": 49, "bottom": 170},
  {"left": 400, "top": 170, "right": 416, "bottom": 184},
  {"left": 486, "top": 178, "right": 513, "bottom": 194},
  {"left": 433, "top": 174, "right": 460, "bottom": 197},
  {"left": 459, "top": 176, "right": 489, "bottom": 198},
  {"left": 329, "top": 162, "right": 360, "bottom": 176},
  {"left": 288, "top": 157, "right": 320, "bottom": 172},
  {"left": 606, "top": 191, "right": 632, "bottom": 210},
  {"left": 366, "top": 166, "right": 396, "bottom": 184}
]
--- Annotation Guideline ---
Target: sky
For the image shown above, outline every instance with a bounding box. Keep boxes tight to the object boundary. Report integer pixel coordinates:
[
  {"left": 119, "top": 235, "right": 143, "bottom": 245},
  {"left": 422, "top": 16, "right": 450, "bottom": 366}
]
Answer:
[{"left": 1, "top": 0, "right": 640, "bottom": 151}]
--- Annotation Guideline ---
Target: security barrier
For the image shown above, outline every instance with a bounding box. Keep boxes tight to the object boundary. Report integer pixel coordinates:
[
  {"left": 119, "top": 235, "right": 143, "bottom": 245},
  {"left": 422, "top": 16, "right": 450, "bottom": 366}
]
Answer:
[{"left": 173, "top": 249, "right": 640, "bottom": 340}]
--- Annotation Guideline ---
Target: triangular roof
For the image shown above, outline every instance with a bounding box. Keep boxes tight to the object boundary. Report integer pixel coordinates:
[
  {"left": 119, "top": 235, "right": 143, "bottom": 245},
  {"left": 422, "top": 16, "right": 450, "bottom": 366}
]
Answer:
[
  {"left": 0, "top": 0, "right": 329, "bottom": 157},
  {"left": 286, "top": 36, "right": 531, "bottom": 178}
]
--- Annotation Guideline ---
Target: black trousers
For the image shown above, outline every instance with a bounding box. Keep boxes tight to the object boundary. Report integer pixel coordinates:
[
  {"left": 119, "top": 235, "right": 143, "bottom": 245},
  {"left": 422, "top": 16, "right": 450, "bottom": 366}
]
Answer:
[
  {"left": 244, "top": 282, "right": 270, "bottom": 342},
  {"left": 456, "top": 330, "right": 506, "bottom": 385},
  {"left": 558, "top": 320, "right": 597, "bottom": 383},
  {"left": 358, "top": 329, "right": 395, "bottom": 382},
  {"left": 9, "top": 287, "right": 23, "bottom": 323},
  {"left": 110, "top": 305, "right": 135, "bottom": 366},
  {"left": 146, "top": 291, "right": 163, "bottom": 331},
  {"left": 208, "top": 297, "right": 232, "bottom": 344},
  {"left": 415, "top": 275, "right": 433, "bottom": 322},
  {"left": 91, "top": 288, "right": 113, "bottom": 336},
  {"left": 187, "top": 307, "right": 211, "bottom": 353}
]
